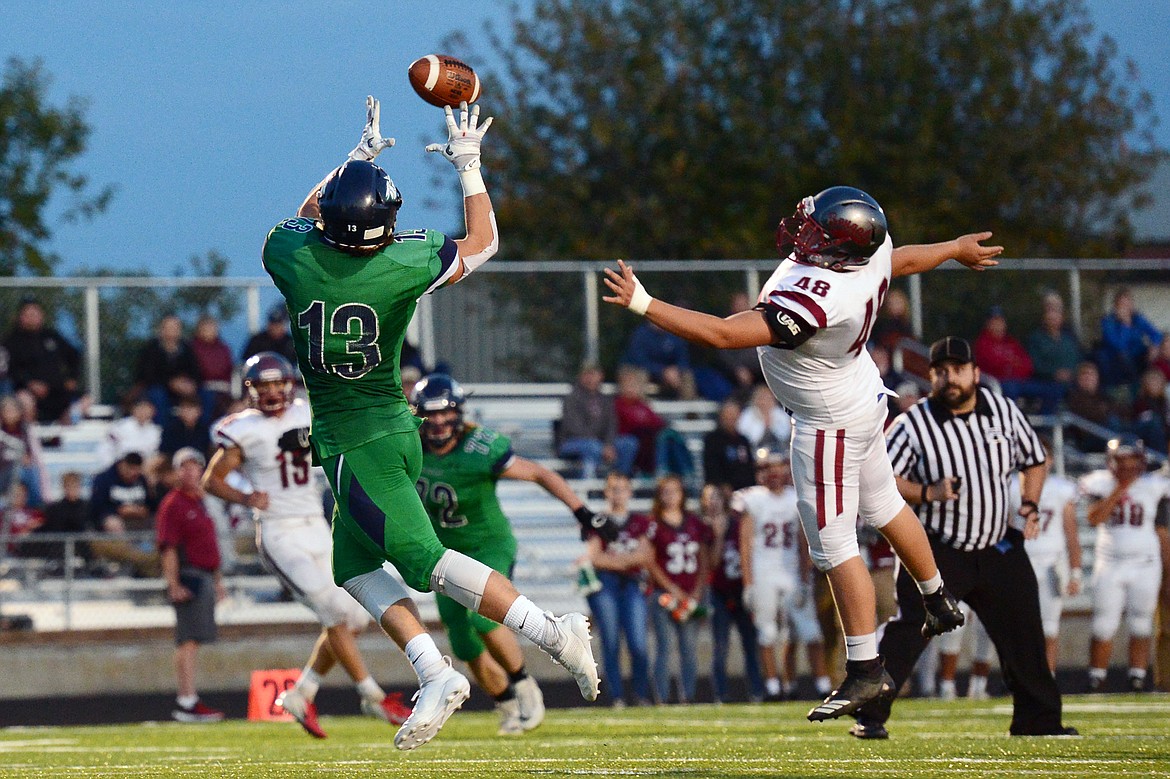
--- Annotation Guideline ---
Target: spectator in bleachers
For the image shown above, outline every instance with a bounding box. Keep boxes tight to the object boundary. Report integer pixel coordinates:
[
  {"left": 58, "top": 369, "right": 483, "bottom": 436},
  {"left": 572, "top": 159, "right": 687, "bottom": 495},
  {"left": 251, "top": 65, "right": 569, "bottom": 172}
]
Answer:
[
  {"left": 711, "top": 292, "right": 763, "bottom": 402},
  {"left": 557, "top": 362, "right": 637, "bottom": 479},
  {"left": 869, "top": 288, "right": 914, "bottom": 352},
  {"left": 0, "top": 344, "right": 10, "bottom": 398},
  {"left": 102, "top": 397, "right": 162, "bottom": 472},
  {"left": 641, "top": 474, "right": 712, "bottom": 704},
  {"left": 974, "top": 305, "right": 1062, "bottom": 412},
  {"left": 0, "top": 395, "right": 47, "bottom": 508},
  {"left": 582, "top": 472, "right": 653, "bottom": 707},
  {"left": 241, "top": 305, "right": 298, "bottom": 365},
  {"left": 88, "top": 451, "right": 160, "bottom": 577},
  {"left": 621, "top": 320, "right": 696, "bottom": 400},
  {"left": 23, "top": 471, "right": 90, "bottom": 565},
  {"left": 133, "top": 314, "right": 202, "bottom": 425},
  {"left": 160, "top": 395, "right": 211, "bottom": 461},
  {"left": 1026, "top": 298, "right": 1082, "bottom": 393},
  {"left": 1133, "top": 368, "right": 1169, "bottom": 454},
  {"left": 1, "top": 296, "right": 83, "bottom": 424},
  {"left": 616, "top": 367, "right": 694, "bottom": 480},
  {"left": 1096, "top": 287, "right": 1163, "bottom": 399},
  {"left": 191, "top": 315, "right": 234, "bottom": 420},
  {"left": 892, "top": 380, "right": 923, "bottom": 418},
  {"left": 736, "top": 384, "right": 791, "bottom": 452},
  {"left": 702, "top": 400, "right": 756, "bottom": 492},
  {"left": 1065, "top": 362, "right": 1124, "bottom": 452},
  {"left": 704, "top": 483, "right": 766, "bottom": 703},
  {"left": 400, "top": 365, "right": 422, "bottom": 405},
  {"left": 1, "top": 481, "right": 43, "bottom": 555}
]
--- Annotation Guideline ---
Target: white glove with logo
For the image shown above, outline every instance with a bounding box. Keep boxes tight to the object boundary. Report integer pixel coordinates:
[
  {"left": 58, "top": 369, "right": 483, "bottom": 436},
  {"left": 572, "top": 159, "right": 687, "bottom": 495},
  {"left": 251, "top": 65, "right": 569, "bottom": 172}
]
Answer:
[
  {"left": 426, "top": 101, "right": 493, "bottom": 172},
  {"left": 348, "top": 95, "right": 395, "bottom": 162}
]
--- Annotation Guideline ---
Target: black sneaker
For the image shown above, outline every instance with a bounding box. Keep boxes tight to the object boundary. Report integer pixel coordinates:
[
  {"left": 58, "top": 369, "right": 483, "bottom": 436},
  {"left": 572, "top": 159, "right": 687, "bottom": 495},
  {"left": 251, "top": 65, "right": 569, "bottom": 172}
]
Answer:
[
  {"left": 849, "top": 718, "right": 890, "bottom": 739},
  {"left": 921, "top": 587, "right": 965, "bottom": 638},
  {"left": 1087, "top": 674, "right": 1105, "bottom": 693},
  {"left": 807, "top": 659, "right": 895, "bottom": 722},
  {"left": 1129, "top": 674, "right": 1146, "bottom": 693}
]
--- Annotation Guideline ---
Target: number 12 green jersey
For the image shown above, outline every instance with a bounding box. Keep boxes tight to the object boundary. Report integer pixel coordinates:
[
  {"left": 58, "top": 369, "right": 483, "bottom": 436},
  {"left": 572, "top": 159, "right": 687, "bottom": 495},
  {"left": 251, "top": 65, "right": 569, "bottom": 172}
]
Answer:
[
  {"left": 262, "top": 217, "right": 458, "bottom": 458},
  {"left": 418, "top": 425, "right": 517, "bottom": 559}
]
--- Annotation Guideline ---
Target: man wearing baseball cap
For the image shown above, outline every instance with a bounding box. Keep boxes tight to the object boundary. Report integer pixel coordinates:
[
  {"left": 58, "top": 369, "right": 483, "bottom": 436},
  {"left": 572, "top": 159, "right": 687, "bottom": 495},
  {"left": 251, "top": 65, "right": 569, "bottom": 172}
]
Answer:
[
  {"left": 851, "top": 336, "right": 1075, "bottom": 739},
  {"left": 157, "top": 446, "right": 226, "bottom": 723}
]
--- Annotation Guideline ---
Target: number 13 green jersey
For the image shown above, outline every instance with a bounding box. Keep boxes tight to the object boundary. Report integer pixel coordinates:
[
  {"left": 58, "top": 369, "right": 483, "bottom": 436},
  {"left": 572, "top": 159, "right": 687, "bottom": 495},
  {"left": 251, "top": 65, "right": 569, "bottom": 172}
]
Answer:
[{"left": 262, "top": 218, "right": 458, "bottom": 458}]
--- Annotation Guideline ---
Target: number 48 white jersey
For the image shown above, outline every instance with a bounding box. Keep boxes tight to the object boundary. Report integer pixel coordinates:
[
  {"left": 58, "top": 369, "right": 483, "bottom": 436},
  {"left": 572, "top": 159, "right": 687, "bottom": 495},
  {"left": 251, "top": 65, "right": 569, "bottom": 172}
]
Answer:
[
  {"left": 212, "top": 398, "right": 323, "bottom": 522},
  {"left": 755, "top": 235, "right": 893, "bottom": 428}
]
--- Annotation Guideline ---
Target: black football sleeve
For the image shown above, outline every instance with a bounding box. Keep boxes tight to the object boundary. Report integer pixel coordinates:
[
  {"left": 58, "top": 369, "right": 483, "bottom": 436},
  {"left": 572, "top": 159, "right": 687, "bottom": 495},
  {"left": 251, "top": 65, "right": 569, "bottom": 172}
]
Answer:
[{"left": 753, "top": 302, "right": 818, "bottom": 349}]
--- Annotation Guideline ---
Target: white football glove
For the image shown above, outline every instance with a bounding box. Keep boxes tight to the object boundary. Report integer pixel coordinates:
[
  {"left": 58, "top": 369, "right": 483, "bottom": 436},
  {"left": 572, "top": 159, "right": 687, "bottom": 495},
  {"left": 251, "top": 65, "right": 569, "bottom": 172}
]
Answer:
[
  {"left": 348, "top": 95, "right": 395, "bottom": 162},
  {"left": 425, "top": 102, "right": 493, "bottom": 172}
]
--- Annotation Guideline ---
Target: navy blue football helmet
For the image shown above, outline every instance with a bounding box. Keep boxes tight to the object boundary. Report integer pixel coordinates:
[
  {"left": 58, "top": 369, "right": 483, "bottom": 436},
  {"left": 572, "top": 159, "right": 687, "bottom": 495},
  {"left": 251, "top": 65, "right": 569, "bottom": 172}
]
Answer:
[
  {"left": 317, "top": 159, "right": 403, "bottom": 252},
  {"left": 243, "top": 351, "right": 297, "bottom": 414},
  {"left": 411, "top": 373, "right": 467, "bottom": 449},
  {"left": 775, "top": 186, "right": 888, "bottom": 271}
]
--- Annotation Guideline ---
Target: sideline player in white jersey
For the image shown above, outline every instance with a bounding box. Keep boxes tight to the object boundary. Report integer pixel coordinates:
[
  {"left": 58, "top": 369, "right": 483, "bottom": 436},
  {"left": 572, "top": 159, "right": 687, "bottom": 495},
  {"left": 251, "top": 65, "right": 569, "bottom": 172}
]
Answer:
[
  {"left": 735, "top": 448, "right": 830, "bottom": 700},
  {"left": 1023, "top": 451, "right": 1083, "bottom": 674},
  {"left": 1079, "top": 436, "right": 1169, "bottom": 692},
  {"left": 604, "top": 186, "right": 1002, "bottom": 720},
  {"left": 202, "top": 352, "right": 412, "bottom": 738}
]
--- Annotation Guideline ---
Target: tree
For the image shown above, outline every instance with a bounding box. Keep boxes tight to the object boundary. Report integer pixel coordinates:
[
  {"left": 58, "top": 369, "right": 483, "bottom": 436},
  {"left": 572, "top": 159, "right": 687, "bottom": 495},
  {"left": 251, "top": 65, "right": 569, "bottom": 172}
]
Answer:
[
  {"left": 472, "top": 0, "right": 1164, "bottom": 375},
  {"left": 0, "top": 57, "right": 114, "bottom": 276}
]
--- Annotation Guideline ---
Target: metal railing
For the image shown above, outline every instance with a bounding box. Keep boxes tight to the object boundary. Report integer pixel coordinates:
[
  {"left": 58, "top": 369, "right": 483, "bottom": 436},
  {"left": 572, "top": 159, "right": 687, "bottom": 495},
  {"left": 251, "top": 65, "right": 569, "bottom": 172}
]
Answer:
[{"left": 3, "top": 257, "right": 1169, "bottom": 398}]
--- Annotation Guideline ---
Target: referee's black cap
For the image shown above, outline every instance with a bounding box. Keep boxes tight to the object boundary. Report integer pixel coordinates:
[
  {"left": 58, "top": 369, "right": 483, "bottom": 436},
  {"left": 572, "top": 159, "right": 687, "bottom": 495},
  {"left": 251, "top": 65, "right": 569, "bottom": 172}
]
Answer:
[{"left": 929, "top": 336, "right": 974, "bottom": 367}]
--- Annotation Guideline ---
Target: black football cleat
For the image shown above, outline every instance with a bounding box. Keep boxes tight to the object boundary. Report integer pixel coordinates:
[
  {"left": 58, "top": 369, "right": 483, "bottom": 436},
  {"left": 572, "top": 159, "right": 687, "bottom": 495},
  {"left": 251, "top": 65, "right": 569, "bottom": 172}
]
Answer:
[
  {"left": 1128, "top": 673, "right": 1146, "bottom": 693},
  {"left": 807, "top": 659, "right": 895, "bottom": 722},
  {"left": 921, "top": 586, "right": 965, "bottom": 638},
  {"left": 849, "top": 718, "right": 890, "bottom": 740}
]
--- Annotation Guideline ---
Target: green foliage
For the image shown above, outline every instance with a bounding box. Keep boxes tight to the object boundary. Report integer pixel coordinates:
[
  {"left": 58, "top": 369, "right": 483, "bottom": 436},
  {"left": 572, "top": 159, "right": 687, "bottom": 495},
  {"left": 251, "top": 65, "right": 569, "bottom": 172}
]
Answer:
[
  {"left": 0, "top": 57, "right": 114, "bottom": 276},
  {"left": 468, "top": 0, "right": 1163, "bottom": 376}
]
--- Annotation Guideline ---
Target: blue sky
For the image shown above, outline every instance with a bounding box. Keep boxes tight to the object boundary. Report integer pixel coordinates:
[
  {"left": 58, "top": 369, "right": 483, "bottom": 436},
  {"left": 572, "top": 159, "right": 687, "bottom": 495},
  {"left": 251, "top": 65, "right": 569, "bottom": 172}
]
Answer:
[{"left": 6, "top": 0, "right": 1169, "bottom": 281}]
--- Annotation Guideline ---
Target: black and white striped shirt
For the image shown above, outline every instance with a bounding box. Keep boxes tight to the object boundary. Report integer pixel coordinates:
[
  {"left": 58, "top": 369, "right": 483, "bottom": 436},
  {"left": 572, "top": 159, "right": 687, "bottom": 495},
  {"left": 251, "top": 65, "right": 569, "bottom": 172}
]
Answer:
[{"left": 886, "top": 387, "right": 1045, "bottom": 551}]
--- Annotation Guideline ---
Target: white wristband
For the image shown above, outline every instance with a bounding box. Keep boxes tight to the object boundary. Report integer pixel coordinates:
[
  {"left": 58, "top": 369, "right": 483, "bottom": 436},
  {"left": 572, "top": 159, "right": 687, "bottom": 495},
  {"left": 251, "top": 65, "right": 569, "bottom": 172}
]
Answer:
[
  {"left": 628, "top": 278, "right": 653, "bottom": 316},
  {"left": 459, "top": 168, "right": 486, "bottom": 197}
]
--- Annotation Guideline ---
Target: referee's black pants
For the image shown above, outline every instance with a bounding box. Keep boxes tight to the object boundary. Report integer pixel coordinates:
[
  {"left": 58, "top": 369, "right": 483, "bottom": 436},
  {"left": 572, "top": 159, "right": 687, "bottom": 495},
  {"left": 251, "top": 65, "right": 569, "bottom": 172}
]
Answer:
[{"left": 859, "top": 530, "right": 1064, "bottom": 735}]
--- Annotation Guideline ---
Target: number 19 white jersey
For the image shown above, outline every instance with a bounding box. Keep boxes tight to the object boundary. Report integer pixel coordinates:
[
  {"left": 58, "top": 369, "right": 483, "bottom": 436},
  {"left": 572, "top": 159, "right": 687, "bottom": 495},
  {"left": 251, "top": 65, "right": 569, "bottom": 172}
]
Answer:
[
  {"left": 1078, "top": 470, "right": 1169, "bottom": 562},
  {"left": 756, "top": 236, "right": 893, "bottom": 428},
  {"left": 211, "top": 399, "right": 323, "bottom": 522}
]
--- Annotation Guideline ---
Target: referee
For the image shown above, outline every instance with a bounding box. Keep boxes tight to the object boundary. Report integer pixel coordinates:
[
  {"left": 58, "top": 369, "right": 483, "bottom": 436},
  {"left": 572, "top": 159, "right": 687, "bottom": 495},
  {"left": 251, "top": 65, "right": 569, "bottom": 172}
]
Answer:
[{"left": 850, "top": 336, "right": 1076, "bottom": 738}]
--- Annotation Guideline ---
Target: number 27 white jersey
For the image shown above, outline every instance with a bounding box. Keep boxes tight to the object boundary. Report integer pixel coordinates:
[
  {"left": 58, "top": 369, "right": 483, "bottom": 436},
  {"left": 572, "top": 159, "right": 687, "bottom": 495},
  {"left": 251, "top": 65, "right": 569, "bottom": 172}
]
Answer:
[{"left": 211, "top": 398, "right": 323, "bottom": 522}]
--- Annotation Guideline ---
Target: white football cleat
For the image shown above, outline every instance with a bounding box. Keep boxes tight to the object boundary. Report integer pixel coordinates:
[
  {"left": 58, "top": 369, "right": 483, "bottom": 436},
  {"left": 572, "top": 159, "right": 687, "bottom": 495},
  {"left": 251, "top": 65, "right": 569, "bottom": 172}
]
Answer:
[
  {"left": 545, "top": 612, "right": 600, "bottom": 702},
  {"left": 496, "top": 698, "right": 524, "bottom": 736},
  {"left": 393, "top": 658, "right": 471, "bottom": 751},
  {"left": 514, "top": 676, "right": 545, "bottom": 731}
]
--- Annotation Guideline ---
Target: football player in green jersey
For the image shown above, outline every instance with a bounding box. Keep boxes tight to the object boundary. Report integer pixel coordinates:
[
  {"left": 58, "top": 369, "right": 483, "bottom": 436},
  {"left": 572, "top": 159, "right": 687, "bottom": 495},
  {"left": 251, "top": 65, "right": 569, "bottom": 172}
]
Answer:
[
  {"left": 412, "top": 373, "right": 617, "bottom": 736},
  {"left": 262, "top": 96, "right": 599, "bottom": 751}
]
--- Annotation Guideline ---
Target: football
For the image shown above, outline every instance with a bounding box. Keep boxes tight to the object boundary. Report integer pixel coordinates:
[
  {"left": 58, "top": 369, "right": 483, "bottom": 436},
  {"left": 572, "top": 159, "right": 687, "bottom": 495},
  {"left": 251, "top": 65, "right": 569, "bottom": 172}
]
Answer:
[{"left": 408, "top": 54, "right": 481, "bottom": 108}]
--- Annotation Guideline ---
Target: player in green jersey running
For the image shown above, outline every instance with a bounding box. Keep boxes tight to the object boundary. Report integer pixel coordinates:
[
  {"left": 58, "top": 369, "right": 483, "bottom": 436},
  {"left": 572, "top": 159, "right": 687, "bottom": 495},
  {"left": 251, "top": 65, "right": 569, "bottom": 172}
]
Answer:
[
  {"left": 262, "top": 96, "right": 599, "bottom": 751},
  {"left": 411, "top": 373, "right": 617, "bottom": 736}
]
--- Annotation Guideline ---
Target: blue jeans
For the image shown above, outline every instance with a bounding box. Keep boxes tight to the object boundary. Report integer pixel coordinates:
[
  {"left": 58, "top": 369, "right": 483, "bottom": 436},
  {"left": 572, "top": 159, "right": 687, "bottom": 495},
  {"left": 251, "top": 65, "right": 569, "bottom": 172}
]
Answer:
[
  {"left": 558, "top": 435, "right": 639, "bottom": 479},
  {"left": 650, "top": 590, "right": 699, "bottom": 703},
  {"left": 709, "top": 590, "right": 765, "bottom": 702},
  {"left": 586, "top": 572, "right": 651, "bottom": 703}
]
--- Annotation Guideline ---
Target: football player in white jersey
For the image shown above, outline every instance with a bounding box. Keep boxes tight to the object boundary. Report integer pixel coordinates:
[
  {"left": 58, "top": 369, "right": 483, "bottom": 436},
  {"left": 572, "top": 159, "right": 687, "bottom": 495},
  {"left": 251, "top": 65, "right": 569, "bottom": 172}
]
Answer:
[
  {"left": 735, "top": 448, "right": 830, "bottom": 700},
  {"left": 202, "top": 352, "right": 412, "bottom": 738},
  {"left": 604, "top": 186, "right": 1001, "bottom": 720},
  {"left": 1079, "top": 437, "right": 1169, "bottom": 692}
]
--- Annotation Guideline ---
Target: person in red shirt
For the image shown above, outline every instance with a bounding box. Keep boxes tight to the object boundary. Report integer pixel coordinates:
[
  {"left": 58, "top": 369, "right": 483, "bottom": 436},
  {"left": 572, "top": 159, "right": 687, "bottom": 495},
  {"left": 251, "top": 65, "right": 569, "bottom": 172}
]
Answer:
[
  {"left": 638, "top": 475, "right": 713, "bottom": 703},
  {"left": 190, "top": 315, "right": 235, "bottom": 420},
  {"left": 157, "top": 446, "right": 226, "bottom": 723},
  {"left": 613, "top": 366, "right": 666, "bottom": 476},
  {"left": 974, "top": 306, "right": 1062, "bottom": 413}
]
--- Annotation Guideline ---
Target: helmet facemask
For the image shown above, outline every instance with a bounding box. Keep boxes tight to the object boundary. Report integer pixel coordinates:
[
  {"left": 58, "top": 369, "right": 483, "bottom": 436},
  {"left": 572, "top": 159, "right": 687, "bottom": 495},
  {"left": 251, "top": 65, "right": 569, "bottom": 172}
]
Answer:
[
  {"left": 776, "top": 188, "right": 887, "bottom": 272},
  {"left": 420, "top": 407, "right": 463, "bottom": 450},
  {"left": 248, "top": 379, "right": 293, "bottom": 415}
]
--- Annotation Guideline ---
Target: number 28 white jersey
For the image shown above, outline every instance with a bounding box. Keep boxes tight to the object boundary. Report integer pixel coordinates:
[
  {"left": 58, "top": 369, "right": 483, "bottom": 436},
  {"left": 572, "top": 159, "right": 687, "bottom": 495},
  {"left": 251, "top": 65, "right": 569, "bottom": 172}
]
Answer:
[
  {"left": 730, "top": 484, "right": 802, "bottom": 578},
  {"left": 211, "top": 399, "right": 323, "bottom": 522},
  {"left": 756, "top": 235, "right": 893, "bottom": 428},
  {"left": 1078, "top": 470, "right": 1169, "bottom": 562}
]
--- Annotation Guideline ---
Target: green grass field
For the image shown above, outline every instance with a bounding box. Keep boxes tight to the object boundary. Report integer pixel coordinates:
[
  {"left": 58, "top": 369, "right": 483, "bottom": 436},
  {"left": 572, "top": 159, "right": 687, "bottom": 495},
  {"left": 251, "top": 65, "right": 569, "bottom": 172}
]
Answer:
[{"left": 2, "top": 695, "right": 1168, "bottom": 778}]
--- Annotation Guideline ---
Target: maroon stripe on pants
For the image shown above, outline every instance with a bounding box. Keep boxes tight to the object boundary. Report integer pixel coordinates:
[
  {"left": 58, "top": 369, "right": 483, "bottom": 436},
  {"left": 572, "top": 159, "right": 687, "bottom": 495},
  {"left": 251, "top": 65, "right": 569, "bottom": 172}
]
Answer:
[
  {"left": 834, "top": 429, "right": 846, "bottom": 516},
  {"left": 814, "top": 429, "right": 826, "bottom": 530}
]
